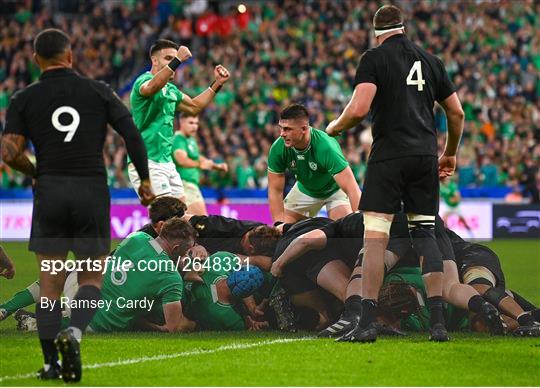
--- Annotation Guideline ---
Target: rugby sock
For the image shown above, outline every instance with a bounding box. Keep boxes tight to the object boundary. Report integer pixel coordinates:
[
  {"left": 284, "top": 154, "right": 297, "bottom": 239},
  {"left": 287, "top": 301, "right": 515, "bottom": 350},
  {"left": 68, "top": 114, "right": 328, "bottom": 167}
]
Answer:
[
  {"left": 344, "top": 295, "right": 363, "bottom": 316},
  {"left": 36, "top": 300, "right": 62, "bottom": 365},
  {"left": 427, "top": 296, "right": 444, "bottom": 327},
  {"left": 69, "top": 285, "right": 101, "bottom": 341},
  {"left": 467, "top": 295, "right": 486, "bottom": 314},
  {"left": 1, "top": 288, "right": 36, "bottom": 316},
  {"left": 359, "top": 299, "right": 377, "bottom": 327},
  {"left": 517, "top": 312, "right": 535, "bottom": 326}
]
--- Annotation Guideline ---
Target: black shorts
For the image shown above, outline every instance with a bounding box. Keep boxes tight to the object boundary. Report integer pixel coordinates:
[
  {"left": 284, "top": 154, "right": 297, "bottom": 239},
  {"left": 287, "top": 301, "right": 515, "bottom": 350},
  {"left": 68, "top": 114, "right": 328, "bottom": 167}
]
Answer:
[
  {"left": 458, "top": 245, "right": 505, "bottom": 288},
  {"left": 280, "top": 250, "right": 355, "bottom": 295},
  {"left": 29, "top": 175, "right": 110, "bottom": 256},
  {"left": 360, "top": 156, "right": 439, "bottom": 215}
]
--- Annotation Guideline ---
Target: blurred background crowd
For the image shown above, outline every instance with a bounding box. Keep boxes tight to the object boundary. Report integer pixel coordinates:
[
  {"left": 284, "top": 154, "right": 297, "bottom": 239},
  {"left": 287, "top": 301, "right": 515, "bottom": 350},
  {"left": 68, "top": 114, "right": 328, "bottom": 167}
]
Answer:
[{"left": 0, "top": 0, "right": 538, "bottom": 202}]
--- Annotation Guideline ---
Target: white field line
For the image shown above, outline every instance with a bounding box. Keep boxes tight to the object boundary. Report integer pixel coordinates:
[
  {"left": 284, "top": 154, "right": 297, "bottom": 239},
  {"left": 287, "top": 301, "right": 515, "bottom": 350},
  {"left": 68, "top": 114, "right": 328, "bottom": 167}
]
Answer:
[{"left": 0, "top": 337, "right": 314, "bottom": 382}]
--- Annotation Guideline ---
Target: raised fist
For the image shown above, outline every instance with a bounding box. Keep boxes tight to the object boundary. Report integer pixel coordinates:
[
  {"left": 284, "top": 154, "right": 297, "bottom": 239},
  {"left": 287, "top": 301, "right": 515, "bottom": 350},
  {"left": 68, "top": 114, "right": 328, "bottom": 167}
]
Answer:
[
  {"left": 214, "top": 65, "right": 230, "bottom": 85},
  {"left": 177, "top": 46, "right": 192, "bottom": 62}
]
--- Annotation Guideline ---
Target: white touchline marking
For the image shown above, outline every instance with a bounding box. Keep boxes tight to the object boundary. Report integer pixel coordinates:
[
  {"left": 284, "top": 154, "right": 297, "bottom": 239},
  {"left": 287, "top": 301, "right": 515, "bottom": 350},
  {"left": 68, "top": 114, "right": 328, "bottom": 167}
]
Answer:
[{"left": 0, "top": 337, "right": 314, "bottom": 382}]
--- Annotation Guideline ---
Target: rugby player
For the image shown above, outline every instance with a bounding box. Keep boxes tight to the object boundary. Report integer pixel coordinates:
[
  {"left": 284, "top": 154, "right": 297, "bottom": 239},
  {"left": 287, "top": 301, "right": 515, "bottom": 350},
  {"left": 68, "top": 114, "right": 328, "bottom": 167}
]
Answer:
[
  {"left": 446, "top": 227, "right": 540, "bottom": 336},
  {"left": 326, "top": 5, "right": 464, "bottom": 342},
  {"left": 440, "top": 176, "right": 473, "bottom": 236},
  {"left": 184, "top": 251, "right": 269, "bottom": 331},
  {"left": 1, "top": 28, "right": 153, "bottom": 381},
  {"left": 128, "top": 39, "right": 230, "bottom": 203},
  {"left": 267, "top": 104, "right": 361, "bottom": 224},
  {"left": 0, "top": 245, "right": 16, "bottom": 279},
  {"left": 172, "top": 113, "right": 228, "bottom": 215}
]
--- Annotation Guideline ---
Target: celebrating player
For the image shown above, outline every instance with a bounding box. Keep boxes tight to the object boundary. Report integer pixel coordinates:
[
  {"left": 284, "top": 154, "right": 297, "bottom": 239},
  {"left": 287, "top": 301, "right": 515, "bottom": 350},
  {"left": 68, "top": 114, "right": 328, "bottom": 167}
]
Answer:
[
  {"left": 172, "top": 113, "right": 228, "bottom": 215},
  {"left": 1, "top": 28, "right": 153, "bottom": 381},
  {"left": 267, "top": 104, "right": 361, "bottom": 224},
  {"left": 128, "top": 39, "right": 230, "bottom": 203},
  {"left": 326, "top": 5, "right": 464, "bottom": 342}
]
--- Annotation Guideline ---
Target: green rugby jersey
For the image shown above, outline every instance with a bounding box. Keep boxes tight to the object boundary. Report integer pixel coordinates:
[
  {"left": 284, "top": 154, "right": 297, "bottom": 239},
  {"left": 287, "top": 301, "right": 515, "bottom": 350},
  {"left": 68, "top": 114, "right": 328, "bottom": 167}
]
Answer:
[
  {"left": 440, "top": 180, "right": 460, "bottom": 208},
  {"left": 130, "top": 72, "right": 183, "bottom": 163},
  {"left": 267, "top": 127, "right": 349, "bottom": 198},
  {"left": 171, "top": 132, "right": 200, "bottom": 185},
  {"left": 90, "top": 232, "right": 183, "bottom": 332},
  {"left": 185, "top": 252, "right": 245, "bottom": 331}
]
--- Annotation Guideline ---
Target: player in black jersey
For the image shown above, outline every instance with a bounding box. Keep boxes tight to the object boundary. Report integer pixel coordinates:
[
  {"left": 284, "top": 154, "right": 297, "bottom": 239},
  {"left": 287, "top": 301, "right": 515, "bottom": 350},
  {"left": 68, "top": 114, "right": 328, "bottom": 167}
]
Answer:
[
  {"left": 1, "top": 29, "right": 154, "bottom": 382},
  {"left": 326, "top": 5, "right": 464, "bottom": 342},
  {"left": 445, "top": 228, "right": 540, "bottom": 336}
]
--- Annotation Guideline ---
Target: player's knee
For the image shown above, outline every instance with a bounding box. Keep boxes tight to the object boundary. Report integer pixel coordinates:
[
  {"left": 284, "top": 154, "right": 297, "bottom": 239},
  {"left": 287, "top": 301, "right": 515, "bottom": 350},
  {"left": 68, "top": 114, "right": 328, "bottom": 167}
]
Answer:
[{"left": 363, "top": 214, "right": 392, "bottom": 235}]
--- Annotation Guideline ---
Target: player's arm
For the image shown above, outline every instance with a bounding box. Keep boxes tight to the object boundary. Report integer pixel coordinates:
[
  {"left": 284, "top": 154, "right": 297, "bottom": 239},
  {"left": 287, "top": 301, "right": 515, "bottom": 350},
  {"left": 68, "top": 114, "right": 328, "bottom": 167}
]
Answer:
[
  {"left": 438, "top": 92, "right": 464, "bottom": 177},
  {"left": 326, "top": 83, "right": 377, "bottom": 136},
  {"left": 176, "top": 65, "right": 231, "bottom": 115},
  {"left": 201, "top": 155, "right": 228, "bottom": 172},
  {"left": 333, "top": 166, "right": 361, "bottom": 211},
  {"left": 270, "top": 229, "right": 328, "bottom": 277},
  {"left": 173, "top": 148, "right": 203, "bottom": 168},
  {"left": 0, "top": 134, "right": 35, "bottom": 178},
  {"left": 160, "top": 301, "right": 196, "bottom": 333},
  {"left": 139, "top": 46, "right": 192, "bottom": 97},
  {"left": 267, "top": 171, "right": 286, "bottom": 223},
  {"left": 235, "top": 254, "right": 272, "bottom": 272}
]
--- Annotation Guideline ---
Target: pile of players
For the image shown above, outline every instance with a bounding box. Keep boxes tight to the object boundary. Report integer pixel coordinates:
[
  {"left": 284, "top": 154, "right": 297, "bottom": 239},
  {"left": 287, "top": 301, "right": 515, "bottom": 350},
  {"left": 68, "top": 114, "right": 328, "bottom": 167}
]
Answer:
[{"left": 2, "top": 195, "right": 539, "bottom": 339}]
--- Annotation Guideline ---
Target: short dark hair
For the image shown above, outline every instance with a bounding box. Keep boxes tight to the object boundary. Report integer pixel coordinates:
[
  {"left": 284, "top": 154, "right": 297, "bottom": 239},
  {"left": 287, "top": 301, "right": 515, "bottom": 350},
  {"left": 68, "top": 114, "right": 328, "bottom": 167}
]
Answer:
[
  {"left": 148, "top": 196, "right": 187, "bottom": 224},
  {"left": 373, "top": 5, "right": 403, "bottom": 29},
  {"left": 34, "top": 29, "right": 71, "bottom": 60},
  {"left": 159, "top": 217, "right": 197, "bottom": 245},
  {"left": 248, "top": 226, "right": 281, "bottom": 256},
  {"left": 280, "top": 104, "right": 309, "bottom": 121},
  {"left": 149, "top": 39, "right": 179, "bottom": 58}
]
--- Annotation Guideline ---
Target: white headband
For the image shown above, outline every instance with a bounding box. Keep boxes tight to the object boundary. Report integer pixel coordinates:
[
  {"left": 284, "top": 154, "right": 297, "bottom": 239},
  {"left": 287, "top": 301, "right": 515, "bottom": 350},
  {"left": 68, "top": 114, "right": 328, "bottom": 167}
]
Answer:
[{"left": 374, "top": 23, "right": 404, "bottom": 37}]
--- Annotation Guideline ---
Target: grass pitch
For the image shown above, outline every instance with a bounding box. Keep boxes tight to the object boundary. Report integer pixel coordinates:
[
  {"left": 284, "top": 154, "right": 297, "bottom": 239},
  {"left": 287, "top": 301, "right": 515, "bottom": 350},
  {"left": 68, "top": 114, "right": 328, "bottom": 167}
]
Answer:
[{"left": 1, "top": 240, "right": 539, "bottom": 386}]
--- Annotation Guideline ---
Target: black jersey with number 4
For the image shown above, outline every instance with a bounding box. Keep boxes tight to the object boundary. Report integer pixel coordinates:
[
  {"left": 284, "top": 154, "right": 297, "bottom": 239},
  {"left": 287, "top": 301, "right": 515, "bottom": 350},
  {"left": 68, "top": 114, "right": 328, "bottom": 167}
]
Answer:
[
  {"left": 4, "top": 68, "right": 131, "bottom": 177},
  {"left": 354, "top": 34, "right": 455, "bottom": 162}
]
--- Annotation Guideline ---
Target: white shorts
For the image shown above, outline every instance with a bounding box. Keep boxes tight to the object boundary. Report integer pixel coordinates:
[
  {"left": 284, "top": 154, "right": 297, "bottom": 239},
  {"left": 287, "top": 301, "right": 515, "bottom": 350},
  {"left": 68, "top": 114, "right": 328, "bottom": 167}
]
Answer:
[
  {"left": 184, "top": 181, "right": 204, "bottom": 207},
  {"left": 128, "top": 160, "right": 185, "bottom": 199},
  {"left": 284, "top": 183, "right": 350, "bottom": 218}
]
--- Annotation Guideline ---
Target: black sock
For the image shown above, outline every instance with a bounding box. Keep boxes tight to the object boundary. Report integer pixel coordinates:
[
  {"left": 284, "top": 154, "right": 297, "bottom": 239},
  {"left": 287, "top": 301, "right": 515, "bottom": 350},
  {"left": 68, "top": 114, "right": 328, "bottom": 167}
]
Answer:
[
  {"left": 467, "top": 295, "right": 486, "bottom": 314},
  {"left": 359, "top": 299, "right": 377, "bottom": 327},
  {"left": 427, "top": 296, "right": 445, "bottom": 327},
  {"left": 344, "top": 295, "right": 363, "bottom": 316},
  {"left": 517, "top": 312, "right": 535, "bottom": 326},
  {"left": 69, "top": 285, "right": 101, "bottom": 338},
  {"left": 36, "top": 299, "right": 62, "bottom": 365}
]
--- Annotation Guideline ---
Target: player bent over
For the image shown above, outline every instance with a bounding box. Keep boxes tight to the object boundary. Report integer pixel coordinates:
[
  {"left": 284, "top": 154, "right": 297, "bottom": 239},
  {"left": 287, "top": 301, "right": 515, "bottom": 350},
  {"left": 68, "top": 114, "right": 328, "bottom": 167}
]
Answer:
[
  {"left": 1, "top": 29, "right": 153, "bottom": 382},
  {"left": 129, "top": 39, "right": 230, "bottom": 203},
  {"left": 267, "top": 104, "right": 361, "bottom": 224}
]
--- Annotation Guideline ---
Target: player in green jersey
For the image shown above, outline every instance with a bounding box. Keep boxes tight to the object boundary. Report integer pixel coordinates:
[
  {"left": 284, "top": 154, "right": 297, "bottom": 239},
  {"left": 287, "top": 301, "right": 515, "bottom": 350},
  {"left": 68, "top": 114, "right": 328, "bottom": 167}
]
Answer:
[
  {"left": 184, "top": 251, "right": 269, "bottom": 331},
  {"left": 172, "top": 114, "right": 228, "bottom": 215},
  {"left": 89, "top": 218, "right": 197, "bottom": 333},
  {"left": 128, "top": 39, "right": 230, "bottom": 202},
  {"left": 440, "top": 176, "right": 473, "bottom": 236},
  {"left": 267, "top": 104, "right": 361, "bottom": 223}
]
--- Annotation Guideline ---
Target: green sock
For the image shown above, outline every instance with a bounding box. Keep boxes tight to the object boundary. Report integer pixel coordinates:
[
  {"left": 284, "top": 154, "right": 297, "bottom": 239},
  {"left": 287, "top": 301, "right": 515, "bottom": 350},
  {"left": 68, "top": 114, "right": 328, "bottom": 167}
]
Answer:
[{"left": 1, "top": 281, "right": 39, "bottom": 316}]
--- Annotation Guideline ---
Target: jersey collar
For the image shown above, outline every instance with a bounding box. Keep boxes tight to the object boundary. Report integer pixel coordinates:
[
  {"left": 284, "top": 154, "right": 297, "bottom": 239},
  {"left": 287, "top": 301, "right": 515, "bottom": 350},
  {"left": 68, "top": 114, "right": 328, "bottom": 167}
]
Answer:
[
  {"left": 382, "top": 33, "right": 407, "bottom": 45},
  {"left": 39, "top": 68, "right": 76, "bottom": 80}
]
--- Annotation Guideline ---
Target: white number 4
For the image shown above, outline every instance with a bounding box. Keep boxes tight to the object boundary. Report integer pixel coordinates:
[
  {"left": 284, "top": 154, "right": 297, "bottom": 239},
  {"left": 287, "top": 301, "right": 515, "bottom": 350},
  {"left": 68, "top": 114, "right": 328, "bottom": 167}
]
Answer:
[
  {"left": 51, "top": 106, "right": 80, "bottom": 142},
  {"left": 406, "top": 61, "right": 425, "bottom": 91}
]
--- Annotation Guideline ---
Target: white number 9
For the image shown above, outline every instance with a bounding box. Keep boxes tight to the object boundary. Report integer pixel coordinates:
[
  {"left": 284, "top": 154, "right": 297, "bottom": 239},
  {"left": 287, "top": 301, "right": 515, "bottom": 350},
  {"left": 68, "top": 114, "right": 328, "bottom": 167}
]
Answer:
[{"left": 51, "top": 106, "right": 80, "bottom": 142}]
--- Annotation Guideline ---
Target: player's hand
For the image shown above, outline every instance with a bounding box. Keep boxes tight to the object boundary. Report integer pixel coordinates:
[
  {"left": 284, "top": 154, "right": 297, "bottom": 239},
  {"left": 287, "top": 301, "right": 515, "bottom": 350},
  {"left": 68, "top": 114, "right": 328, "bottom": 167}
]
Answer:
[
  {"left": 325, "top": 120, "right": 342, "bottom": 137},
  {"left": 214, "top": 65, "right": 230, "bottom": 85},
  {"left": 0, "top": 257, "right": 15, "bottom": 279},
  {"left": 187, "top": 244, "right": 208, "bottom": 261},
  {"left": 176, "top": 46, "right": 192, "bottom": 62},
  {"left": 214, "top": 162, "right": 228, "bottom": 172},
  {"left": 270, "top": 260, "right": 285, "bottom": 278},
  {"left": 245, "top": 316, "right": 269, "bottom": 331},
  {"left": 438, "top": 155, "right": 457, "bottom": 178},
  {"left": 138, "top": 179, "right": 155, "bottom": 207},
  {"left": 200, "top": 158, "right": 214, "bottom": 170}
]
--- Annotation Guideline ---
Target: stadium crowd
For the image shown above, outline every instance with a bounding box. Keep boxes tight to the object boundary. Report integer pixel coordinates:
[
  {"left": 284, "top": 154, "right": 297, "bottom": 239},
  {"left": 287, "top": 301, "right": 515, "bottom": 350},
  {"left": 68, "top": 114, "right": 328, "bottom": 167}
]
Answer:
[{"left": 0, "top": 0, "right": 538, "bottom": 198}]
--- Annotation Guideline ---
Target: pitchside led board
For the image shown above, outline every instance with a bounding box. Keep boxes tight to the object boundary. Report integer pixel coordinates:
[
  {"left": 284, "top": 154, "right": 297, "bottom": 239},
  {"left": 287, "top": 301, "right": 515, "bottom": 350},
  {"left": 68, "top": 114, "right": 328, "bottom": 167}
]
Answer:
[{"left": 3, "top": 200, "right": 538, "bottom": 241}]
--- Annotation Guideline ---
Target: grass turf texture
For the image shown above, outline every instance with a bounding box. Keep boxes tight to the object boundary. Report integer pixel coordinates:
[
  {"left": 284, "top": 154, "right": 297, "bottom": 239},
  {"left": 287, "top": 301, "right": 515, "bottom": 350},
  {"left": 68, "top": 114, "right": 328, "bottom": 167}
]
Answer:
[{"left": 1, "top": 240, "right": 539, "bottom": 386}]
